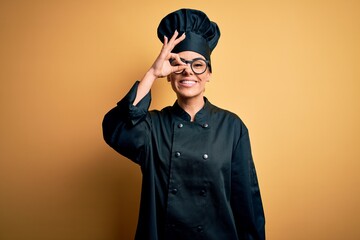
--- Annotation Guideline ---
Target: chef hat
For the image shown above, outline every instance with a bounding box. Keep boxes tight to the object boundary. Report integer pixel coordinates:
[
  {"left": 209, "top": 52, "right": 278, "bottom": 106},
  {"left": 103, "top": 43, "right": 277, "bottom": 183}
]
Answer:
[{"left": 157, "top": 9, "right": 220, "bottom": 64}]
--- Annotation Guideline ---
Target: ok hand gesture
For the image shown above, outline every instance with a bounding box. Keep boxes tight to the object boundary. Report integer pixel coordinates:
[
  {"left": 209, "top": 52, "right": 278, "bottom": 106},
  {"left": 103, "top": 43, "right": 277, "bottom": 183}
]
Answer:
[
  {"left": 150, "top": 30, "right": 187, "bottom": 78},
  {"left": 134, "top": 31, "right": 187, "bottom": 106}
]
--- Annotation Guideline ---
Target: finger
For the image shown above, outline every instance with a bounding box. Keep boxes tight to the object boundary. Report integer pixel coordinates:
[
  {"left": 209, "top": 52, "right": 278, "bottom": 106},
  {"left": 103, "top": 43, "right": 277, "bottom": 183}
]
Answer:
[
  {"left": 161, "top": 35, "right": 168, "bottom": 53},
  {"left": 171, "top": 65, "right": 188, "bottom": 73},
  {"left": 161, "top": 31, "right": 183, "bottom": 60},
  {"left": 173, "top": 32, "right": 186, "bottom": 45},
  {"left": 161, "top": 32, "right": 177, "bottom": 53},
  {"left": 168, "top": 30, "right": 179, "bottom": 44},
  {"left": 159, "top": 36, "right": 171, "bottom": 58},
  {"left": 169, "top": 53, "right": 185, "bottom": 65},
  {"left": 163, "top": 35, "right": 168, "bottom": 45}
]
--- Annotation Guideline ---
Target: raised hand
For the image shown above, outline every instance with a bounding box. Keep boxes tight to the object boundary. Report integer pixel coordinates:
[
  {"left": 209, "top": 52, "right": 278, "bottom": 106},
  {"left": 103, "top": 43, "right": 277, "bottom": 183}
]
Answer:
[
  {"left": 133, "top": 31, "right": 187, "bottom": 106},
  {"left": 150, "top": 30, "right": 187, "bottom": 78}
]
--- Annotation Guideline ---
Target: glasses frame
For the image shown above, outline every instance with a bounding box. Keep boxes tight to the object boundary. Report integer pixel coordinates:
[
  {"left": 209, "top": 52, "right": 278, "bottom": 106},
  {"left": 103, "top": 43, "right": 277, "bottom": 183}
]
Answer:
[{"left": 170, "top": 57, "right": 210, "bottom": 75}]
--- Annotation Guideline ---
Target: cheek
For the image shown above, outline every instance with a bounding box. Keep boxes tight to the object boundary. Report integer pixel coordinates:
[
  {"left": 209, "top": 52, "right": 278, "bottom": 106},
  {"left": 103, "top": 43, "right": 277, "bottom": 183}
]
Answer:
[
  {"left": 202, "top": 72, "right": 211, "bottom": 82},
  {"left": 168, "top": 73, "right": 180, "bottom": 82},
  {"left": 168, "top": 76, "right": 177, "bottom": 90}
]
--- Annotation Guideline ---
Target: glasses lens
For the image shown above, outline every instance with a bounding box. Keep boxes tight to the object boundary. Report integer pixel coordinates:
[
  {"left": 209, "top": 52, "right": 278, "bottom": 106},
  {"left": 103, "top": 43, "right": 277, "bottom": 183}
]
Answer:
[
  {"left": 170, "top": 58, "right": 208, "bottom": 75},
  {"left": 191, "top": 59, "right": 207, "bottom": 74}
]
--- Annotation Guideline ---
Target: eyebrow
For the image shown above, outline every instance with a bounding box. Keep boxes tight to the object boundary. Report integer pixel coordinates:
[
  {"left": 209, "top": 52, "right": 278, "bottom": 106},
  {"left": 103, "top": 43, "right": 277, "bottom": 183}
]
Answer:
[{"left": 180, "top": 57, "right": 206, "bottom": 62}]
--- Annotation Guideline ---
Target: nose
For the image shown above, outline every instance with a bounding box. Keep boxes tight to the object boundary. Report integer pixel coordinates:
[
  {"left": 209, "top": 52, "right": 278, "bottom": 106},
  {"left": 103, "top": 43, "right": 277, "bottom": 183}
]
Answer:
[{"left": 182, "top": 63, "right": 193, "bottom": 75}]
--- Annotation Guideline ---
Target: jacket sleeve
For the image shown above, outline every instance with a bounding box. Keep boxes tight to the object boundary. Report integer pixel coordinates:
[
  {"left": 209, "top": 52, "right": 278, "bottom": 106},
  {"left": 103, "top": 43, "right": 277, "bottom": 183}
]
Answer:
[
  {"left": 102, "top": 81, "right": 151, "bottom": 165},
  {"left": 231, "top": 122, "right": 266, "bottom": 240}
]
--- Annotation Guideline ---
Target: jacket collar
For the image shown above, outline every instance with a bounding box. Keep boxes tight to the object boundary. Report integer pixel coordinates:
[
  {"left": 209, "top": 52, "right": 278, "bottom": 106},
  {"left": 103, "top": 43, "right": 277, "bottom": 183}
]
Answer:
[{"left": 171, "top": 97, "right": 212, "bottom": 125}]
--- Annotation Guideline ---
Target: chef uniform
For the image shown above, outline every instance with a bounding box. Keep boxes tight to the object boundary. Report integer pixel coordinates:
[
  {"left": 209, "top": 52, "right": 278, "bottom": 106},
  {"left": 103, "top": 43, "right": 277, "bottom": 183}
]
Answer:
[{"left": 102, "top": 8, "right": 265, "bottom": 240}]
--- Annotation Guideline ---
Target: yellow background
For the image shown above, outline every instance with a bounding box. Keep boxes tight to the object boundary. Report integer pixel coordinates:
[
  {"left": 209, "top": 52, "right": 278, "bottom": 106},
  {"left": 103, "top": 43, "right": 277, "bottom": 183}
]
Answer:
[{"left": 1, "top": 0, "right": 359, "bottom": 239}]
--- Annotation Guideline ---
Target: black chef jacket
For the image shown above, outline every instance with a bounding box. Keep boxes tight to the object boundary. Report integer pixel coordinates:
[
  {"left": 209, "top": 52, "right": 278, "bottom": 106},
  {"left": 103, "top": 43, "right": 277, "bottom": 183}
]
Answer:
[{"left": 102, "top": 81, "right": 265, "bottom": 240}]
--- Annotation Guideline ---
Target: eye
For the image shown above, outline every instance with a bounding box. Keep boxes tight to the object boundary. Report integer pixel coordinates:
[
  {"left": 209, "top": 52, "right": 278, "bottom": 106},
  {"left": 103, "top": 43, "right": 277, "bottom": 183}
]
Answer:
[
  {"left": 171, "top": 62, "right": 181, "bottom": 67},
  {"left": 170, "top": 58, "right": 186, "bottom": 67},
  {"left": 192, "top": 60, "right": 206, "bottom": 68},
  {"left": 170, "top": 59, "right": 180, "bottom": 67}
]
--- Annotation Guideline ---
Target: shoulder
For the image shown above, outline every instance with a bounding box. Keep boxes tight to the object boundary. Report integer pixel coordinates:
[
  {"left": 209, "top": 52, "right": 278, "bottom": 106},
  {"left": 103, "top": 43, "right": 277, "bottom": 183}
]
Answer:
[
  {"left": 147, "top": 105, "right": 173, "bottom": 121},
  {"left": 209, "top": 102, "right": 245, "bottom": 123},
  {"left": 208, "top": 101, "right": 249, "bottom": 134}
]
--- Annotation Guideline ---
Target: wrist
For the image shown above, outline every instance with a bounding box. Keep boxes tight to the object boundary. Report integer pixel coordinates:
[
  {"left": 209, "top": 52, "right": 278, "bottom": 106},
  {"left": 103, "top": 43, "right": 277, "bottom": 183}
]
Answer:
[
  {"left": 139, "top": 69, "right": 158, "bottom": 87},
  {"left": 145, "top": 68, "right": 158, "bottom": 81}
]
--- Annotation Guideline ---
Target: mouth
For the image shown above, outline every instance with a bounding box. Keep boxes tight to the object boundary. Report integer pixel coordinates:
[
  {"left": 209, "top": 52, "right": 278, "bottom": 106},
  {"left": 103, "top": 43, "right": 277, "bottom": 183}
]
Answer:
[{"left": 179, "top": 80, "right": 197, "bottom": 87}]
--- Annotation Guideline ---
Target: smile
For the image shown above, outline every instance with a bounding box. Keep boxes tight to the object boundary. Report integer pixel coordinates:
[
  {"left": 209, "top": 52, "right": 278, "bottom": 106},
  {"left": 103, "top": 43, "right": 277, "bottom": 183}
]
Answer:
[{"left": 179, "top": 80, "right": 197, "bottom": 87}]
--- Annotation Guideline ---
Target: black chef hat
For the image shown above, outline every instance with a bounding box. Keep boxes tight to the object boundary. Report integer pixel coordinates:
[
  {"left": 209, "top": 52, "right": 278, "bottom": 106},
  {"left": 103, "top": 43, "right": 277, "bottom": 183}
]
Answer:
[{"left": 157, "top": 9, "right": 220, "bottom": 64}]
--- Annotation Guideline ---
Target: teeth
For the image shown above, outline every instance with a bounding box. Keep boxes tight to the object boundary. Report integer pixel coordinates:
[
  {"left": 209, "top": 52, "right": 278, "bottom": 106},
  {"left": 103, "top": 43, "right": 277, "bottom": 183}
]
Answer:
[{"left": 181, "top": 80, "right": 196, "bottom": 84}]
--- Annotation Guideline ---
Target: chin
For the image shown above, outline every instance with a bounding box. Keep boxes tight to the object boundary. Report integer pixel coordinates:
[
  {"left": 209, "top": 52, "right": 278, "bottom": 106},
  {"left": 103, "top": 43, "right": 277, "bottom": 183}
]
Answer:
[{"left": 176, "top": 90, "right": 203, "bottom": 99}]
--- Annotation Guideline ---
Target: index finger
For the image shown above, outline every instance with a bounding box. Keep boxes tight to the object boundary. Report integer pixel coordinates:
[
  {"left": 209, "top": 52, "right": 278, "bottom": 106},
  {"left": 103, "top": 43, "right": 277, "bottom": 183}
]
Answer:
[
  {"left": 173, "top": 32, "right": 186, "bottom": 45},
  {"left": 167, "top": 31, "right": 186, "bottom": 49}
]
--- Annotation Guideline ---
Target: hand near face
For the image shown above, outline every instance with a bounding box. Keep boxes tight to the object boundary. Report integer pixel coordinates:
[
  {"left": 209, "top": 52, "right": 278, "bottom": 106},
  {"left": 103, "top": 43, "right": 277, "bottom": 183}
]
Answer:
[{"left": 150, "top": 30, "right": 187, "bottom": 78}]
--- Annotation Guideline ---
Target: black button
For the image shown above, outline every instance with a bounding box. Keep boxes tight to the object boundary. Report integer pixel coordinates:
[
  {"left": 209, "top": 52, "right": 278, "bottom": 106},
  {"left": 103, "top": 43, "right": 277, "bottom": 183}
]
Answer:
[
  {"left": 200, "top": 189, "right": 206, "bottom": 196},
  {"left": 202, "top": 123, "right": 209, "bottom": 128},
  {"left": 202, "top": 154, "right": 208, "bottom": 160},
  {"left": 171, "top": 188, "right": 178, "bottom": 194},
  {"left": 178, "top": 123, "right": 183, "bottom": 128},
  {"left": 197, "top": 225, "right": 203, "bottom": 232},
  {"left": 175, "top": 152, "right": 181, "bottom": 157}
]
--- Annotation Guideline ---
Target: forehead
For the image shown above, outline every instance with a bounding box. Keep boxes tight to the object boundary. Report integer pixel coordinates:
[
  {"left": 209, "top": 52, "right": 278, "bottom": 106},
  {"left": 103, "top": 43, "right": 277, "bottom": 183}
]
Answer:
[{"left": 177, "top": 51, "right": 206, "bottom": 60}]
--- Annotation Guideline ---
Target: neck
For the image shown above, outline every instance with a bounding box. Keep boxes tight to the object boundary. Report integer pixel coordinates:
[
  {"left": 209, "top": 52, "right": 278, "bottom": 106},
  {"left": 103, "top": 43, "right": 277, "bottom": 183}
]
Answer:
[{"left": 177, "top": 96, "right": 205, "bottom": 122}]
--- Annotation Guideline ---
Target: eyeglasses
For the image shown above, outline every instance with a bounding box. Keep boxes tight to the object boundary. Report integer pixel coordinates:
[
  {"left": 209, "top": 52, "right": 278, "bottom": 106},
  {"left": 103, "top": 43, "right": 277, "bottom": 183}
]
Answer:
[{"left": 170, "top": 58, "right": 210, "bottom": 75}]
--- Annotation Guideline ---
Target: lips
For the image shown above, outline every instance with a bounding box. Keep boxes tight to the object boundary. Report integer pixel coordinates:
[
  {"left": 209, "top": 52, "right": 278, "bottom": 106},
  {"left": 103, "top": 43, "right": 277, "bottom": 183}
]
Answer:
[{"left": 179, "top": 80, "right": 197, "bottom": 87}]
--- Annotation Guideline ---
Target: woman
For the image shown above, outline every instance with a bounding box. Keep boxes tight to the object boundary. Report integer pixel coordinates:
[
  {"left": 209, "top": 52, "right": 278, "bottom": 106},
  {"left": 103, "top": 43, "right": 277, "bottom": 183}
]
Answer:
[{"left": 102, "top": 8, "right": 265, "bottom": 240}]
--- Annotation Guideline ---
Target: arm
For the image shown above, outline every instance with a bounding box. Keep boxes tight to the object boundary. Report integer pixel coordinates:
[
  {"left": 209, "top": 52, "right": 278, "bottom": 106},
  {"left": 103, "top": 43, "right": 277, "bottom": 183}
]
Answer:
[
  {"left": 231, "top": 123, "right": 266, "bottom": 240},
  {"left": 133, "top": 30, "right": 187, "bottom": 106},
  {"left": 102, "top": 81, "right": 152, "bottom": 164},
  {"left": 102, "top": 31, "right": 187, "bottom": 163}
]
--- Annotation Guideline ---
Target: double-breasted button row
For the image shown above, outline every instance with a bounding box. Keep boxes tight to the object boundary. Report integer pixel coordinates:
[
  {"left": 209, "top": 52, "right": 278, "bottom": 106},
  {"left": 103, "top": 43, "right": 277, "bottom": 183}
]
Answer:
[
  {"left": 167, "top": 223, "right": 176, "bottom": 228},
  {"left": 175, "top": 152, "right": 209, "bottom": 160},
  {"left": 177, "top": 123, "right": 209, "bottom": 128},
  {"left": 174, "top": 152, "right": 209, "bottom": 160}
]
